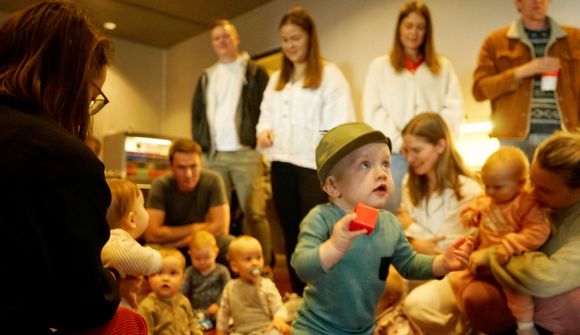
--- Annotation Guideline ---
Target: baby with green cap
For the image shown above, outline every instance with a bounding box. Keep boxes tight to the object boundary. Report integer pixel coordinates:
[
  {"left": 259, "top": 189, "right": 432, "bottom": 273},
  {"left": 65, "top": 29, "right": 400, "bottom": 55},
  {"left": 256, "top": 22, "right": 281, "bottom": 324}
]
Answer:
[{"left": 290, "top": 122, "right": 474, "bottom": 335}]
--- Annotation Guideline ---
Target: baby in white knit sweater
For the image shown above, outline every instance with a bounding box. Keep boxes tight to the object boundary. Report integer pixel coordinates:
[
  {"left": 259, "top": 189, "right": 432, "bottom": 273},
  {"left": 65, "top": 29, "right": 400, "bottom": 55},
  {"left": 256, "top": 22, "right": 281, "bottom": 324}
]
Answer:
[{"left": 101, "top": 179, "right": 162, "bottom": 308}]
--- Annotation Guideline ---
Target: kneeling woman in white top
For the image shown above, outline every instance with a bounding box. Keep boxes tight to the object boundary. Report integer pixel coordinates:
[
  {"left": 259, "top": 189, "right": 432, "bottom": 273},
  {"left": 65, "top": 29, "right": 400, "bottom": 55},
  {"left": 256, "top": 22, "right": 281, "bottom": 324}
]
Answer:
[
  {"left": 399, "top": 112, "right": 481, "bottom": 334},
  {"left": 256, "top": 7, "right": 355, "bottom": 296}
]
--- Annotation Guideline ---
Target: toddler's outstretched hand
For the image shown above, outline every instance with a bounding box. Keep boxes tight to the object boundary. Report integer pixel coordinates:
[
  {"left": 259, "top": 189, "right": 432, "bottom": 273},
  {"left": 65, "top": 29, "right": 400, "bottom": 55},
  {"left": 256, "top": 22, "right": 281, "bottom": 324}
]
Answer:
[
  {"left": 119, "top": 275, "right": 143, "bottom": 308},
  {"left": 432, "top": 236, "right": 474, "bottom": 277},
  {"left": 410, "top": 236, "right": 445, "bottom": 255},
  {"left": 460, "top": 206, "right": 480, "bottom": 227},
  {"left": 319, "top": 212, "right": 367, "bottom": 271}
]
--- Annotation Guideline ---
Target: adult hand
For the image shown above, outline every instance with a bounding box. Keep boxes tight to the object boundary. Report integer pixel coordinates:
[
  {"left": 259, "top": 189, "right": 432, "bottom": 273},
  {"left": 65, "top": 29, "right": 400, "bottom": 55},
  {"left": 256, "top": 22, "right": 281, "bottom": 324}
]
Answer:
[
  {"left": 410, "top": 236, "right": 445, "bottom": 255},
  {"left": 515, "top": 57, "right": 561, "bottom": 80},
  {"left": 257, "top": 130, "right": 275, "bottom": 148}
]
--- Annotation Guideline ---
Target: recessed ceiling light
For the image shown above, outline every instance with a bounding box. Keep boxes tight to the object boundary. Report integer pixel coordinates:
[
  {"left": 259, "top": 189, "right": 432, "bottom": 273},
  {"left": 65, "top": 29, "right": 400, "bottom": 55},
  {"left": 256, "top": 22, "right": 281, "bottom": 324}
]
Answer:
[{"left": 103, "top": 22, "right": 117, "bottom": 31}]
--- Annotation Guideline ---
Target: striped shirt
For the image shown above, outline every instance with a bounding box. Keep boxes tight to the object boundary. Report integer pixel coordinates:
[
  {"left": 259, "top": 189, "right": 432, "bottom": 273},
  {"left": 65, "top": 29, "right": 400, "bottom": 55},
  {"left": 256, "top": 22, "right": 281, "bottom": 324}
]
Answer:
[{"left": 526, "top": 27, "right": 561, "bottom": 134}]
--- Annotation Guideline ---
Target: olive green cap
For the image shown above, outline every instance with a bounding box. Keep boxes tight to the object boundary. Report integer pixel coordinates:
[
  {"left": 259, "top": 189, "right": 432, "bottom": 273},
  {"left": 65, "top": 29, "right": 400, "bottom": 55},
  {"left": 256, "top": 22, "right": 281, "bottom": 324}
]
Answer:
[{"left": 316, "top": 122, "right": 392, "bottom": 184}]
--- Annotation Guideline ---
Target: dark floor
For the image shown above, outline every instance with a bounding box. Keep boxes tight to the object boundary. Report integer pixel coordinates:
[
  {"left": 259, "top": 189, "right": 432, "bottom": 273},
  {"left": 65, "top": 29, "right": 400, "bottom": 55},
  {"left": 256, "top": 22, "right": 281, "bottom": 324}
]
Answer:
[
  {"left": 263, "top": 184, "right": 294, "bottom": 296},
  {"left": 272, "top": 253, "right": 292, "bottom": 296}
]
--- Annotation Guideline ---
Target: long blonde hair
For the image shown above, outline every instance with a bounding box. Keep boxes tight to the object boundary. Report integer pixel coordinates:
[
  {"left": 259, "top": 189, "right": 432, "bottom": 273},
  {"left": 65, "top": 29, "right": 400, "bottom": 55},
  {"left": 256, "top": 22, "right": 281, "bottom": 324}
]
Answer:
[
  {"left": 390, "top": 1, "right": 440, "bottom": 74},
  {"left": 534, "top": 131, "right": 580, "bottom": 189},
  {"left": 402, "top": 112, "right": 473, "bottom": 206}
]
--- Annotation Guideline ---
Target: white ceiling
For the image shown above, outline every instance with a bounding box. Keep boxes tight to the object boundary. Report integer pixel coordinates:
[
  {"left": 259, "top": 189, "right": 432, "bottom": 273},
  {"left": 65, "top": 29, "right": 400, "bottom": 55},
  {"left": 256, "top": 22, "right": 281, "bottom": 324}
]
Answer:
[{"left": 0, "top": 0, "right": 273, "bottom": 48}]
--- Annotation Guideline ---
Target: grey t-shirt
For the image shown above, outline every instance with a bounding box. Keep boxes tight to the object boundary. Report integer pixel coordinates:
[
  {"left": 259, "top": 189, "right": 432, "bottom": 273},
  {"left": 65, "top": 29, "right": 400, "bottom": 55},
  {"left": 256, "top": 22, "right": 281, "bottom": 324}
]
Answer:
[{"left": 147, "top": 170, "right": 227, "bottom": 227}]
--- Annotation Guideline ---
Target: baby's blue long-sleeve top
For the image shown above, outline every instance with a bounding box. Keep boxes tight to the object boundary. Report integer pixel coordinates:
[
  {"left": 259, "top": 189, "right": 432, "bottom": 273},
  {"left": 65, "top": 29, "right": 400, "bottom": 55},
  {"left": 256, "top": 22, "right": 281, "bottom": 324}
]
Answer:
[{"left": 291, "top": 202, "right": 436, "bottom": 335}]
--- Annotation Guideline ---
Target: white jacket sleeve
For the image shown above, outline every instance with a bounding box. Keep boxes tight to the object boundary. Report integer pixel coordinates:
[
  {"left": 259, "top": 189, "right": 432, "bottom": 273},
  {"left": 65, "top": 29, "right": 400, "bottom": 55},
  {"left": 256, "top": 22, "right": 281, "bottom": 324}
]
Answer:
[
  {"left": 362, "top": 57, "right": 403, "bottom": 151},
  {"left": 256, "top": 72, "right": 279, "bottom": 134},
  {"left": 320, "top": 64, "right": 356, "bottom": 130}
]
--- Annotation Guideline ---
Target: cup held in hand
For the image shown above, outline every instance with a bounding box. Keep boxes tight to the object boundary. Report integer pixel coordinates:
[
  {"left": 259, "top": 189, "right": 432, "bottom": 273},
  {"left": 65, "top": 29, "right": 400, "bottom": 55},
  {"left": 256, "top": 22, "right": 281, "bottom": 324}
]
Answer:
[{"left": 541, "top": 71, "right": 558, "bottom": 91}]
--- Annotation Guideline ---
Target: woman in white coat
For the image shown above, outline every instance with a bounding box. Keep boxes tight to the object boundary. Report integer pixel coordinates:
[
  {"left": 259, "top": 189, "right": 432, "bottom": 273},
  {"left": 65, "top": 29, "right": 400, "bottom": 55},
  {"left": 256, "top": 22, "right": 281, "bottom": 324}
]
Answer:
[
  {"left": 256, "top": 7, "right": 355, "bottom": 296},
  {"left": 363, "top": 1, "right": 463, "bottom": 213}
]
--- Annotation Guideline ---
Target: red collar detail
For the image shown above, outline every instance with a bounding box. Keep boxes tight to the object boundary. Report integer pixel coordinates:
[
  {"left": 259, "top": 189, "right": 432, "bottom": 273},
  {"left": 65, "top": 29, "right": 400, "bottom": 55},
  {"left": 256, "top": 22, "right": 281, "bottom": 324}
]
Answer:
[{"left": 404, "top": 55, "right": 424, "bottom": 73}]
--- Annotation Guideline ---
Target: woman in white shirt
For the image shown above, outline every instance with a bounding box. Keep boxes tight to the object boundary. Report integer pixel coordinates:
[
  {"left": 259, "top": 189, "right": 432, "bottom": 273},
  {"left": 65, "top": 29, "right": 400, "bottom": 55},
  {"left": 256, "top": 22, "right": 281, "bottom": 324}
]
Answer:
[
  {"left": 256, "top": 7, "right": 355, "bottom": 295},
  {"left": 363, "top": 1, "right": 463, "bottom": 213},
  {"left": 399, "top": 112, "right": 481, "bottom": 334}
]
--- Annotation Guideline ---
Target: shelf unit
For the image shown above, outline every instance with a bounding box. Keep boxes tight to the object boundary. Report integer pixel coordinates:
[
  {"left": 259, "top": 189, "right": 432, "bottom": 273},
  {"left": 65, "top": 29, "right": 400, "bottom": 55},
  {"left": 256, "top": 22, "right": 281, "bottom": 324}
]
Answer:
[{"left": 103, "top": 132, "right": 174, "bottom": 186}]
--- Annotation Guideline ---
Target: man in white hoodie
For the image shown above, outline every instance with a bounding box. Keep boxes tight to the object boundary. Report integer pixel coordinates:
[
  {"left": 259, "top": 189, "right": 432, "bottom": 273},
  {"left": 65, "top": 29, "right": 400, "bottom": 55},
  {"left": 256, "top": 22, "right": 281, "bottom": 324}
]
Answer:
[{"left": 191, "top": 20, "right": 272, "bottom": 265}]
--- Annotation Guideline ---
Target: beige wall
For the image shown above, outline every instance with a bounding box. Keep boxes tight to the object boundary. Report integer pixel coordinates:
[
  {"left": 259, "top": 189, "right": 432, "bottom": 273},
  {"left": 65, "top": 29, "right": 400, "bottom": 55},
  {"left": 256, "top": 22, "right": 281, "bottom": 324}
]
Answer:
[
  {"left": 165, "top": 0, "right": 580, "bottom": 138},
  {"left": 2, "top": 0, "right": 579, "bottom": 140},
  {"left": 0, "top": 9, "right": 166, "bottom": 144},
  {"left": 92, "top": 38, "right": 166, "bottom": 142}
]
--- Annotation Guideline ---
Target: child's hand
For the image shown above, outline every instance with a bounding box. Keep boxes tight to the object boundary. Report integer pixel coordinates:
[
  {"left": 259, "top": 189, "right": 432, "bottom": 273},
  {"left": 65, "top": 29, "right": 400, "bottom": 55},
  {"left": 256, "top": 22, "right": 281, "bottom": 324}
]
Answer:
[
  {"left": 118, "top": 275, "right": 143, "bottom": 308},
  {"left": 410, "top": 236, "right": 445, "bottom": 255},
  {"left": 319, "top": 213, "right": 366, "bottom": 271},
  {"left": 329, "top": 212, "right": 367, "bottom": 254},
  {"left": 268, "top": 316, "right": 290, "bottom": 335},
  {"left": 432, "top": 236, "right": 474, "bottom": 277},
  {"left": 207, "top": 303, "right": 219, "bottom": 315},
  {"left": 460, "top": 206, "right": 480, "bottom": 227},
  {"left": 468, "top": 248, "right": 491, "bottom": 275}
]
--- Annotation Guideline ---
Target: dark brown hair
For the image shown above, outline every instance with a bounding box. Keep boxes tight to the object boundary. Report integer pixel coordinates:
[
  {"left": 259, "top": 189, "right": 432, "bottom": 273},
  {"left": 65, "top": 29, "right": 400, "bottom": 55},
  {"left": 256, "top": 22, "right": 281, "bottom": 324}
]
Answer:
[
  {"left": 168, "top": 139, "right": 202, "bottom": 164},
  {"left": 390, "top": 1, "right": 440, "bottom": 74},
  {"left": 0, "top": 0, "right": 112, "bottom": 140},
  {"left": 402, "top": 112, "right": 474, "bottom": 206},
  {"left": 276, "top": 7, "right": 323, "bottom": 90}
]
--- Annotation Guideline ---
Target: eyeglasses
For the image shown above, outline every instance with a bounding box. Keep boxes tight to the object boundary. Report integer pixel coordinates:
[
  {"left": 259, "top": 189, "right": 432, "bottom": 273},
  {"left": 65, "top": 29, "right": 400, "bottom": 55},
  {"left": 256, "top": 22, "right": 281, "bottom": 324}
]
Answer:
[{"left": 89, "top": 82, "right": 109, "bottom": 115}]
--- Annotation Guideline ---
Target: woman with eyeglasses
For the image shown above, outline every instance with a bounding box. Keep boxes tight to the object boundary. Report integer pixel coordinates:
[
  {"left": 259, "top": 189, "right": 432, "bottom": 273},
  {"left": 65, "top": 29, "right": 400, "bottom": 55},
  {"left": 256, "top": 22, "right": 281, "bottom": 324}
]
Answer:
[{"left": 0, "top": 1, "right": 145, "bottom": 333}]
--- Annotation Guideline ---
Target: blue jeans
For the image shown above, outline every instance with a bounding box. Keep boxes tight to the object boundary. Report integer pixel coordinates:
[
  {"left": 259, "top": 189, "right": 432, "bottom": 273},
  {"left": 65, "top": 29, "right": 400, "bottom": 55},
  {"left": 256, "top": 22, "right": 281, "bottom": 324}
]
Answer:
[{"left": 386, "top": 153, "right": 408, "bottom": 214}]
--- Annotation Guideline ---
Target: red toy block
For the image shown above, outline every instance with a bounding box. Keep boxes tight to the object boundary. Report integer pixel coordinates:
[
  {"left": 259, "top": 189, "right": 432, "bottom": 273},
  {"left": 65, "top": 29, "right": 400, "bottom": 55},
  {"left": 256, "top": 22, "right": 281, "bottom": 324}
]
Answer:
[{"left": 349, "top": 203, "right": 378, "bottom": 235}]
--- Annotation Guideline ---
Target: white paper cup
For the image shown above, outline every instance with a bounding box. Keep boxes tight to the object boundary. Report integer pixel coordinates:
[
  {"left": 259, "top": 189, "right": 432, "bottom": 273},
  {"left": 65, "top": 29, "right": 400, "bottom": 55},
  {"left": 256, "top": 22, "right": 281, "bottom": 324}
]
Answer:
[{"left": 541, "top": 72, "right": 558, "bottom": 91}]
